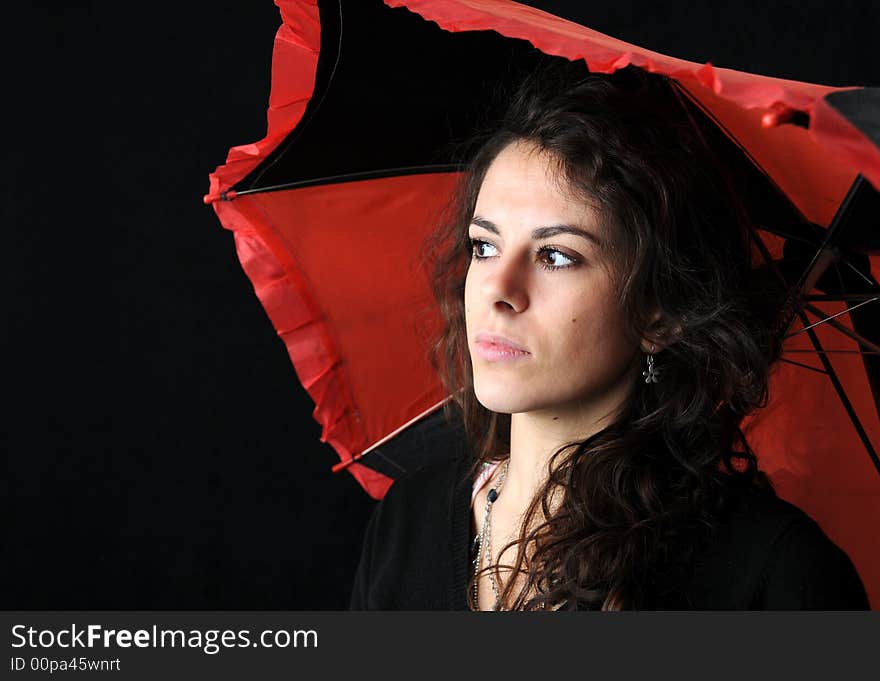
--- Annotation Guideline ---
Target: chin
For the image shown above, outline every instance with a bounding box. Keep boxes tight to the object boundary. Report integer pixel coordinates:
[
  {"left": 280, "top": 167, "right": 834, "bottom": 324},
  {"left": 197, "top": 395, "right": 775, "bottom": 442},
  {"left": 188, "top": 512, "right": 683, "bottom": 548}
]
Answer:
[{"left": 473, "top": 382, "right": 540, "bottom": 414}]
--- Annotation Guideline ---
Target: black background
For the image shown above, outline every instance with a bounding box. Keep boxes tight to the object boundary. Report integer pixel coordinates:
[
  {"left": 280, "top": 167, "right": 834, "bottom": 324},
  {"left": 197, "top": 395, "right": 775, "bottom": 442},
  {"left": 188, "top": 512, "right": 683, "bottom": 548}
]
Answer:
[{"left": 5, "top": 1, "right": 878, "bottom": 609}]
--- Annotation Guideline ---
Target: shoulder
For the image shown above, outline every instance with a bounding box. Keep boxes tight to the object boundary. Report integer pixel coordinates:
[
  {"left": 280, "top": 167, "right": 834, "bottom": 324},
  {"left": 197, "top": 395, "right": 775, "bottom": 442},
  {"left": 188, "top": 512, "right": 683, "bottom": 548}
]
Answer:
[
  {"left": 378, "top": 448, "right": 471, "bottom": 514},
  {"left": 349, "top": 449, "right": 471, "bottom": 610},
  {"left": 687, "top": 484, "right": 869, "bottom": 610},
  {"left": 360, "top": 446, "right": 472, "bottom": 558},
  {"left": 745, "top": 492, "right": 869, "bottom": 609},
  {"left": 721, "top": 483, "right": 810, "bottom": 545}
]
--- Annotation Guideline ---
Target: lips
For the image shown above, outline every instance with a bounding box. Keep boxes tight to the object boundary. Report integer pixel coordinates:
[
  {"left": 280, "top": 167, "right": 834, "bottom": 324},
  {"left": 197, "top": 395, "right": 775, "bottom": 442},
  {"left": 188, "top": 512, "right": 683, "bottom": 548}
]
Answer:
[
  {"left": 474, "top": 332, "right": 531, "bottom": 362},
  {"left": 475, "top": 332, "right": 529, "bottom": 352}
]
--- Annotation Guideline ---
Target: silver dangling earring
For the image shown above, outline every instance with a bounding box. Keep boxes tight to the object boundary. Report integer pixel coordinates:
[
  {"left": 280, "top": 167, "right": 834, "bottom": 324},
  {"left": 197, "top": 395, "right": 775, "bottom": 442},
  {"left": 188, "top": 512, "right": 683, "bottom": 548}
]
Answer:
[{"left": 642, "top": 344, "right": 661, "bottom": 384}]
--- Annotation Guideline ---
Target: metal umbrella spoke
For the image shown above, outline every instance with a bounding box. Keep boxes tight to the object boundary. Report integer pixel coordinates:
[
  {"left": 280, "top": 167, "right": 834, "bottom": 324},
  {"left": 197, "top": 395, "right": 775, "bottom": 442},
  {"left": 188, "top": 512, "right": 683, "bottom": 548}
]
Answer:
[{"left": 784, "top": 297, "right": 880, "bottom": 342}]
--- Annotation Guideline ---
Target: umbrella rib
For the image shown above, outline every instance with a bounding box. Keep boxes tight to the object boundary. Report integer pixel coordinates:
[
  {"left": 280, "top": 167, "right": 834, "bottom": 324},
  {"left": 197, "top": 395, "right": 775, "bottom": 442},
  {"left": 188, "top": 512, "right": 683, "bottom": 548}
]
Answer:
[
  {"left": 360, "top": 397, "right": 452, "bottom": 455},
  {"left": 245, "top": 0, "right": 346, "bottom": 192},
  {"left": 805, "top": 294, "right": 880, "bottom": 301},
  {"left": 773, "top": 183, "right": 866, "bottom": 350},
  {"left": 740, "top": 203, "right": 812, "bottom": 356},
  {"left": 785, "top": 296, "right": 880, "bottom": 339},
  {"left": 360, "top": 449, "right": 409, "bottom": 476},
  {"left": 790, "top": 175, "right": 867, "bottom": 301},
  {"left": 784, "top": 349, "right": 880, "bottom": 354},
  {"left": 778, "top": 357, "right": 828, "bottom": 375},
  {"left": 801, "top": 302, "right": 880, "bottom": 354},
  {"left": 836, "top": 252, "right": 878, "bottom": 289},
  {"left": 754, "top": 223, "right": 821, "bottom": 248},
  {"left": 795, "top": 308, "right": 880, "bottom": 478},
  {"left": 672, "top": 81, "right": 811, "bottom": 227},
  {"left": 234, "top": 165, "right": 467, "bottom": 196},
  {"left": 331, "top": 396, "right": 454, "bottom": 474}
]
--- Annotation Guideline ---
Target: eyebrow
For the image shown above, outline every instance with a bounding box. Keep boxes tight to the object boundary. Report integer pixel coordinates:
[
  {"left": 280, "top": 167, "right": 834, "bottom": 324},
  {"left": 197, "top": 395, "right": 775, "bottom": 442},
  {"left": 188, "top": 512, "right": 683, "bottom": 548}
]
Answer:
[{"left": 470, "top": 215, "right": 603, "bottom": 249}]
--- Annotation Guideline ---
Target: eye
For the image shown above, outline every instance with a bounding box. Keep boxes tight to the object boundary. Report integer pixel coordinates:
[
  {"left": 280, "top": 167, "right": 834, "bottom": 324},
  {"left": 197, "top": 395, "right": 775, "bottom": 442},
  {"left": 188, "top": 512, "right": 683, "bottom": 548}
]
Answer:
[
  {"left": 537, "top": 246, "right": 578, "bottom": 270},
  {"left": 469, "top": 238, "right": 498, "bottom": 259},
  {"left": 468, "top": 239, "right": 580, "bottom": 271}
]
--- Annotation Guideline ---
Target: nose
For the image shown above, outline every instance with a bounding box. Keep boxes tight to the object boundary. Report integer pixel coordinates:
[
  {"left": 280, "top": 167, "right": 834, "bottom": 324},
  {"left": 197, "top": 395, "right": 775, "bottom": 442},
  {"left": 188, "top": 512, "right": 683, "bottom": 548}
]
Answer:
[{"left": 479, "top": 249, "right": 529, "bottom": 313}]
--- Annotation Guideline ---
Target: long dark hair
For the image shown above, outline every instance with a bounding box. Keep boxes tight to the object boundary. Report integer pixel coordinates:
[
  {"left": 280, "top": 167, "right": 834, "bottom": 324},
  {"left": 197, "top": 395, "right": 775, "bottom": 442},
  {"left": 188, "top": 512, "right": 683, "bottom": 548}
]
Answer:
[{"left": 423, "top": 61, "right": 792, "bottom": 611}]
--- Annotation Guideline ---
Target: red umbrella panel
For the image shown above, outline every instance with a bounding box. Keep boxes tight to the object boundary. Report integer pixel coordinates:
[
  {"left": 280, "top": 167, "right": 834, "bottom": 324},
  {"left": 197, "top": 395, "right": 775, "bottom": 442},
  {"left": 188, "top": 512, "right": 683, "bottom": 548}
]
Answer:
[{"left": 206, "top": 0, "right": 880, "bottom": 606}]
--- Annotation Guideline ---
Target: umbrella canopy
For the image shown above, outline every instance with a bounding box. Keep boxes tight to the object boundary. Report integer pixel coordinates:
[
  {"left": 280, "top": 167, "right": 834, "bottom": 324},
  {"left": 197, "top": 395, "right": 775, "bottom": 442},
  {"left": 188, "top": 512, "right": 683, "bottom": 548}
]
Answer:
[{"left": 205, "top": 0, "right": 880, "bottom": 605}]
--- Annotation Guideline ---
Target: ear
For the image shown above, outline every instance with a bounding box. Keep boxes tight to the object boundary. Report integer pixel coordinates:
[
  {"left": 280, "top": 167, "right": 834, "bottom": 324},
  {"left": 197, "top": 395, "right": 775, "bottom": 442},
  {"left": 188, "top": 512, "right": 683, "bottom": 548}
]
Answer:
[{"left": 639, "top": 310, "right": 681, "bottom": 354}]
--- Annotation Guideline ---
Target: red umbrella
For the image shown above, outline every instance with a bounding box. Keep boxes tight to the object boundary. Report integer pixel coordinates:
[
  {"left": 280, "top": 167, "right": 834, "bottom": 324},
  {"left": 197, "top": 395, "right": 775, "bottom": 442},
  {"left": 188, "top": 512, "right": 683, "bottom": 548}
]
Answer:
[{"left": 205, "top": 0, "right": 880, "bottom": 606}]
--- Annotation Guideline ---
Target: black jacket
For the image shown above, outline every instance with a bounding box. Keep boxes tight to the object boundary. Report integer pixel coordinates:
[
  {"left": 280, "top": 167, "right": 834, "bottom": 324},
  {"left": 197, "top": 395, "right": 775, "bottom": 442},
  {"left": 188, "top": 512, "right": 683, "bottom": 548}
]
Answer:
[{"left": 349, "top": 448, "right": 869, "bottom": 610}]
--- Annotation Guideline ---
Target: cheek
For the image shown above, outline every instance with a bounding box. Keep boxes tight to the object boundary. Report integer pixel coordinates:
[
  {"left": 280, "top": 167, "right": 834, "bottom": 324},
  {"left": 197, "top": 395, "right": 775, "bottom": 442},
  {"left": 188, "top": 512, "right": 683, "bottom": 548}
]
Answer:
[
  {"left": 463, "top": 274, "right": 475, "bottom": 321},
  {"left": 557, "top": 293, "right": 627, "bottom": 356}
]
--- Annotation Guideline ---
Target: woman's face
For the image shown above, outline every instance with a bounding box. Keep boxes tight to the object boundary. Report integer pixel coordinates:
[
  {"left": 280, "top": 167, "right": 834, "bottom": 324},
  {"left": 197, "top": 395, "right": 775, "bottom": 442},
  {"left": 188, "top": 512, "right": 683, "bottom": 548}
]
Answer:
[{"left": 464, "top": 140, "right": 642, "bottom": 419}]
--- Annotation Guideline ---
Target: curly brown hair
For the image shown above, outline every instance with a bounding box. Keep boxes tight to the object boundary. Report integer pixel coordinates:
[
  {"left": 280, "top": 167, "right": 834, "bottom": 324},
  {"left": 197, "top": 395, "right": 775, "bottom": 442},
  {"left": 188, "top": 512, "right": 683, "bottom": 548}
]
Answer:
[{"left": 422, "top": 61, "right": 791, "bottom": 610}]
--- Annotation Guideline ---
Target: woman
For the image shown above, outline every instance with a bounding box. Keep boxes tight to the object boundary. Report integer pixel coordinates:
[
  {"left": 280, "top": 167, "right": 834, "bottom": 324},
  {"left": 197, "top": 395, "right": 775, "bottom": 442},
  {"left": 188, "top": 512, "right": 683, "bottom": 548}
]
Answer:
[{"left": 349, "top": 62, "right": 869, "bottom": 611}]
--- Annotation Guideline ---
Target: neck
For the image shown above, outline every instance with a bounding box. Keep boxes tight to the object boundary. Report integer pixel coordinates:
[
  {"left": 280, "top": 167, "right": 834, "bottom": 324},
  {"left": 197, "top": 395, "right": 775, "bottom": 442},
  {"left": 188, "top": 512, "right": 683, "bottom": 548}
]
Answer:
[{"left": 497, "top": 401, "right": 623, "bottom": 514}]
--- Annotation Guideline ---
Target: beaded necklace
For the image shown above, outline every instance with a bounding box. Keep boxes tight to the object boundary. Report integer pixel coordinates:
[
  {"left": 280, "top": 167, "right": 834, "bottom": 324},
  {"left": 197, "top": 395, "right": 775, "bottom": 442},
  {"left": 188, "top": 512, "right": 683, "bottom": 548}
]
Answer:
[{"left": 472, "top": 459, "right": 509, "bottom": 611}]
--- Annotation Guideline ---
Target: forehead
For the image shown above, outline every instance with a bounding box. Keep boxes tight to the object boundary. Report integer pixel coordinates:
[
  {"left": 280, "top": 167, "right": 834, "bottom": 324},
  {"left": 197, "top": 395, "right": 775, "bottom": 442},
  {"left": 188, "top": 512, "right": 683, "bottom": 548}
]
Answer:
[{"left": 475, "top": 140, "right": 597, "bottom": 226}]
